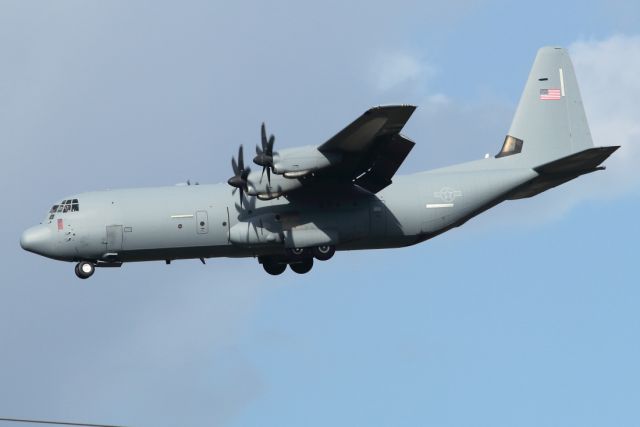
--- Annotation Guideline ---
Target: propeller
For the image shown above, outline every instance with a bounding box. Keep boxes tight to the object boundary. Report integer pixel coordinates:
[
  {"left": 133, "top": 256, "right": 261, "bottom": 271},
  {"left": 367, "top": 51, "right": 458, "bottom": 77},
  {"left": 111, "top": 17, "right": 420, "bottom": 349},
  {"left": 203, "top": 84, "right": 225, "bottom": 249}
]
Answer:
[
  {"left": 234, "top": 191, "right": 256, "bottom": 214},
  {"left": 254, "top": 122, "right": 276, "bottom": 184},
  {"left": 227, "top": 145, "right": 251, "bottom": 205}
]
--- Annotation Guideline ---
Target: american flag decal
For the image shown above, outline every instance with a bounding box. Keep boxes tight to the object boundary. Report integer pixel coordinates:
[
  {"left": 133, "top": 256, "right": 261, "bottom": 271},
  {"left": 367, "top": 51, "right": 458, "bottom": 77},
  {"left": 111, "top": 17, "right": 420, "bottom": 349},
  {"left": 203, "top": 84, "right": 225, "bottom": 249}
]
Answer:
[
  {"left": 57, "top": 218, "right": 63, "bottom": 230},
  {"left": 540, "top": 88, "right": 561, "bottom": 100}
]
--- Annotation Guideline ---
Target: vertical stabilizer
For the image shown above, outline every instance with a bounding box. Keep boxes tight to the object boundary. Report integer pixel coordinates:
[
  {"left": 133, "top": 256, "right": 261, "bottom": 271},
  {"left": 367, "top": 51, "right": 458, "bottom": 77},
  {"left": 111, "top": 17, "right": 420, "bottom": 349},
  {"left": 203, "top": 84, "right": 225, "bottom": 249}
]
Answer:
[{"left": 500, "top": 47, "right": 594, "bottom": 166}]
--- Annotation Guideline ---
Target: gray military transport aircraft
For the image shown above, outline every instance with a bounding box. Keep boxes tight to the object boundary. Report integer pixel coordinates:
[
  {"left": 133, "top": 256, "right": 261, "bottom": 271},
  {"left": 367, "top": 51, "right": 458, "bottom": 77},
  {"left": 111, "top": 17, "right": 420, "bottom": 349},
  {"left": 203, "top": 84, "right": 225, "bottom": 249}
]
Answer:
[{"left": 21, "top": 47, "right": 618, "bottom": 279}]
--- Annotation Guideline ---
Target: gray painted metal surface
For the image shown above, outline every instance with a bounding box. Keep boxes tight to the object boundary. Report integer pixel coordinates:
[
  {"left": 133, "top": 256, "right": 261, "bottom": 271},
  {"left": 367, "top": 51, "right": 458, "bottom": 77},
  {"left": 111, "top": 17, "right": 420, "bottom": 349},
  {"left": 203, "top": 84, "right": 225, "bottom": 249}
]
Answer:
[{"left": 20, "top": 47, "right": 619, "bottom": 277}]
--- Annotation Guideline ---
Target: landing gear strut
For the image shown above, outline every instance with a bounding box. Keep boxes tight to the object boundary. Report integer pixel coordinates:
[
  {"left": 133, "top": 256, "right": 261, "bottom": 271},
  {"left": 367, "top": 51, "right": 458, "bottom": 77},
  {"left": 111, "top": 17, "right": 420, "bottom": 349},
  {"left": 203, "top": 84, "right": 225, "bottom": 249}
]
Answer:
[{"left": 75, "top": 261, "right": 95, "bottom": 279}]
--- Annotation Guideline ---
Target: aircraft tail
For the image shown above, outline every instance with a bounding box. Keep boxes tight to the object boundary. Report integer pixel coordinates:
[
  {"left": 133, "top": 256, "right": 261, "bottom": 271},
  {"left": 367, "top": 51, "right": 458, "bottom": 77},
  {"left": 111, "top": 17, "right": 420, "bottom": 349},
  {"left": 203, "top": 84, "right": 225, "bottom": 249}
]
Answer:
[
  {"left": 499, "top": 47, "right": 594, "bottom": 165},
  {"left": 497, "top": 47, "right": 619, "bottom": 199}
]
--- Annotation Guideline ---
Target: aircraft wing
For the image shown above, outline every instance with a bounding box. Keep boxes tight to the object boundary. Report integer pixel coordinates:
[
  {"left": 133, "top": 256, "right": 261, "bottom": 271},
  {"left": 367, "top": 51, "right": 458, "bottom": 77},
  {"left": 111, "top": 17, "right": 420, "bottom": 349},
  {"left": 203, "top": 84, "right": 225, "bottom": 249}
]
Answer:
[
  {"left": 316, "top": 105, "right": 416, "bottom": 193},
  {"left": 319, "top": 105, "right": 416, "bottom": 153}
]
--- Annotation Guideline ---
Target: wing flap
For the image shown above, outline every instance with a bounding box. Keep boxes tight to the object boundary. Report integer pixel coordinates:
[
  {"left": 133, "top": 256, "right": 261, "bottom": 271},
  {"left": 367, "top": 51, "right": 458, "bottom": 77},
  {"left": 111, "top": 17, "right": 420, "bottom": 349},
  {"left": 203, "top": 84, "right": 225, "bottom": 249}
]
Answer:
[{"left": 354, "top": 134, "right": 415, "bottom": 193}]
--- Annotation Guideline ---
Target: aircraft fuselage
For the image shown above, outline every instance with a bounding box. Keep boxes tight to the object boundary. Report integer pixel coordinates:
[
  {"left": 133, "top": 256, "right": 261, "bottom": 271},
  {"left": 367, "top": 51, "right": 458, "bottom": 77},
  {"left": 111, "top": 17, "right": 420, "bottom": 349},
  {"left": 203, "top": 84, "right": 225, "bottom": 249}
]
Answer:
[{"left": 20, "top": 158, "right": 537, "bottom": 269}]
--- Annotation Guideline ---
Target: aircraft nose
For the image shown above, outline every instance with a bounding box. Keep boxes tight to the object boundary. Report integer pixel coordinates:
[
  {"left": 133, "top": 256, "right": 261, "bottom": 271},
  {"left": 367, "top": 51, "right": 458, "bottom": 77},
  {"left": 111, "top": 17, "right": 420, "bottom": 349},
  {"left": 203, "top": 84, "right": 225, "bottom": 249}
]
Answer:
[{"left": 20, "top": 224, "right": 52, "bottom": 255}]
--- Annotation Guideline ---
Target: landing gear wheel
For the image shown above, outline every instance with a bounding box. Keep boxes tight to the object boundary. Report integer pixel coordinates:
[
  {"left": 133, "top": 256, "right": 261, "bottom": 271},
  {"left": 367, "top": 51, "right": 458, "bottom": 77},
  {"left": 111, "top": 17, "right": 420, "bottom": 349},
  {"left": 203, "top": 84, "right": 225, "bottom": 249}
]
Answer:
[
  {"left": 312, "top": 245, "right": 335, "bottom": 261},
  {"left": 286, "top": 247, "right": 308, "bottom": 260},
  {"left": 263, "top": 261, "right": 287, "bottom": 276},
  {"left": 289, "top": 257, "right": 313, "bottom": 274},
  {"left": 75, "top": 261, "right": 95, "bottom": 279}
]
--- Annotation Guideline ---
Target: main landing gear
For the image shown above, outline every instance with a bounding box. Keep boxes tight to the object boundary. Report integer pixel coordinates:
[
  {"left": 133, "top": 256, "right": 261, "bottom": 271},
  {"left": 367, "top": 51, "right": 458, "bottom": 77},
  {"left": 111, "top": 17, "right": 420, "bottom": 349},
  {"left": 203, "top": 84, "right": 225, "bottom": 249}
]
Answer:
[
  {"left": 260, "top": 245, "right": 335, "bottom": 276},
  {"left": 262, "top": 261, "right": 287, "bottom": 276},
  {"left": 311, "top": 245, "right": 335, "bottom": 261},
  {"left": 289, "top": 257, "right": 313, "bottom": 274},
  {"left": 74, "top": 261, "right": 95, "bottom": 279}
]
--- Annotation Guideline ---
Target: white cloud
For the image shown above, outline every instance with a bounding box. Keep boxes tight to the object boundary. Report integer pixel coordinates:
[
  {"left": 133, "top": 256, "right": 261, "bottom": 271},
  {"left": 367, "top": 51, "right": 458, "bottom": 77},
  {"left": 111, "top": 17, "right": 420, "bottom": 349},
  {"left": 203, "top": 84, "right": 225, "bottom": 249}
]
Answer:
[
  {"left": 570, "top": 35, "right": 640, "bottom": 196},
  {"left": 370, "top": 50, "right": 435, "bottom": 92}
]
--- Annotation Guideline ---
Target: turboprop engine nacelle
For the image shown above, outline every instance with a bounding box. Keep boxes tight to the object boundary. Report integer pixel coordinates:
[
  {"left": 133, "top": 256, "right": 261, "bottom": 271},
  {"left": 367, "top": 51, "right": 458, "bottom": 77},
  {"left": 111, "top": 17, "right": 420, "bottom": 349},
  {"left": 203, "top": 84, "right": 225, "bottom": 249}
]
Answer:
[
  {"left": 272, "top": 146, "right": 341, "bottom": 177},
  {"left": 245, "top": 172, "right": 303, "bottom": 200}
]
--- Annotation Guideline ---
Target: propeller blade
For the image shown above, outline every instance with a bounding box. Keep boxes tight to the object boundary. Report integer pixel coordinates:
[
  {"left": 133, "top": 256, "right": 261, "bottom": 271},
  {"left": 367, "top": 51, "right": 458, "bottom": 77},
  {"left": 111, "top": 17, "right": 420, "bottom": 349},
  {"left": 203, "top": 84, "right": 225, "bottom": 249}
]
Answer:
[
  {"left": 241, "top": 167, "right": 251, "bottom": 181},
  {"left": 238, "top": 145, "right": 244, "bottom": 171},
  {"left": 256, "top": 144, "right": 263, "bottom": 155},
  {"left": 231, "top": 156, "right": 238, "bottom": 175},
  {"left": 267, "top": 134, "right": 275, "bottom": 155},
  {"left": 261, "top": 122, "right": 267, "bottom": 150},
  {"left": 267, "top": 166, "right": 271, "bottom": 184}
]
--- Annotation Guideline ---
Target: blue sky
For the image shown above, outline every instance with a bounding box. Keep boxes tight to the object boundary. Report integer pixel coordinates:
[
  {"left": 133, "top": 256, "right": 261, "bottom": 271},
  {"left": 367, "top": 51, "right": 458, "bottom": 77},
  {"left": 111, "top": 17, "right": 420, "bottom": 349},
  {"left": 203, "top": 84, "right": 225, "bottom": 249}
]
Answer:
[{"left": 0, "top": 1, "right": 639, "bottom": 426}]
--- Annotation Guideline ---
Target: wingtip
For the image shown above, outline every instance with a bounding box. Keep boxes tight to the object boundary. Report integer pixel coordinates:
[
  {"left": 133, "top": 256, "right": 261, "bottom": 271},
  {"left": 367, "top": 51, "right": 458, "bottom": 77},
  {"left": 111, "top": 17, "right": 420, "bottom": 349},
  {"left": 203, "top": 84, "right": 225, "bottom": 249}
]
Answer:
[{"left": 364, "top": 105, "right": 417, "bottom": 117}]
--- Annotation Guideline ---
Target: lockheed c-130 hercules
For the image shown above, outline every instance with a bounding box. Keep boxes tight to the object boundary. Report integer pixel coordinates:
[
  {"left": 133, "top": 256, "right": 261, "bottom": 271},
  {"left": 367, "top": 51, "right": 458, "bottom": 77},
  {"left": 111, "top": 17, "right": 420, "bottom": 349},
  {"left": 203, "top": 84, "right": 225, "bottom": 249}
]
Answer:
[{"left": 21, "top": 47, "right": 618, "bottom": 279}]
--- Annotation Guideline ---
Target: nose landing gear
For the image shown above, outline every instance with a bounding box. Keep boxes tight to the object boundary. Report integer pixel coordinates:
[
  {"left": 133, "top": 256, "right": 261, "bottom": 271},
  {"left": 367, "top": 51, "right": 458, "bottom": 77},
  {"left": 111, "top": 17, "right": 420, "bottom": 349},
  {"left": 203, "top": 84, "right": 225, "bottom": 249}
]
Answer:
[{"left": 75, "top": 261, "right": 95, "bottom": 279}]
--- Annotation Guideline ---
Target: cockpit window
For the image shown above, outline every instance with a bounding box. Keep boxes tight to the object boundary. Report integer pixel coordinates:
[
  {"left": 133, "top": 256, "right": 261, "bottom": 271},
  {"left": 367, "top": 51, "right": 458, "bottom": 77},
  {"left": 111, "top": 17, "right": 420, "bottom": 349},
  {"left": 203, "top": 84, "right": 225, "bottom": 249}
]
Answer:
[{"left": 48, "top": 200, "right": 80, "bottom": 219}]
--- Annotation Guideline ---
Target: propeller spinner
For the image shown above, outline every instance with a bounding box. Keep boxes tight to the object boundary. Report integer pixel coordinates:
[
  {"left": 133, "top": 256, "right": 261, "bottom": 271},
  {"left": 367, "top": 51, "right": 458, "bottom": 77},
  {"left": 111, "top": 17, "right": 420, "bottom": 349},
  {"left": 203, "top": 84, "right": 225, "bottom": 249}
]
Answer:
[
  {"left": 228, "top": 145, "right": 251, "bottom": 204},
  {"left": 254, "top": 122, "right": 276, "bottom": 184}
]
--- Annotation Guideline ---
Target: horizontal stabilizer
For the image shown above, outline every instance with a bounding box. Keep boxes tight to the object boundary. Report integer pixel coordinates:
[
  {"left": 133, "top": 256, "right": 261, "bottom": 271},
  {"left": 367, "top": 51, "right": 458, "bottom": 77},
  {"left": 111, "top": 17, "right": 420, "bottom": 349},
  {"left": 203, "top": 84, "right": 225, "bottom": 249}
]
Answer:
[
  {"left": 508, "top": 146, "right": 620, "bottom": 199},
  {"left": 533, "top": 146, "right": 620, "bottom": 175}
]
